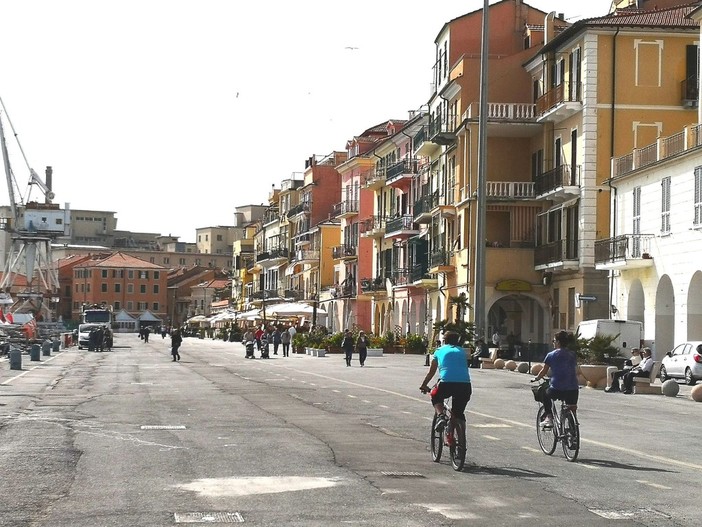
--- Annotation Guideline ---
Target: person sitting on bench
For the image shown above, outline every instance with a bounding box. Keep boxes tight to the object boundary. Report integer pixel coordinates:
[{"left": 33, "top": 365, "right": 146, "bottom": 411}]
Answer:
[
  {"left": 605, "top": 348, "right": 641, "bottom": 393},
  {"left": 621, "top": 348, "right": 653, "bottom": 394}
]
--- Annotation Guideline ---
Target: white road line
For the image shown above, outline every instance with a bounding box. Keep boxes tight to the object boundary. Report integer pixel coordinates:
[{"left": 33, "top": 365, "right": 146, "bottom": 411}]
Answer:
[
  {"left": 401, "top": 411, "right": 412, "bottom": 415},
  {"left": 578, "top": 463, "right": 599, "bottom": 470},
  {"left": 332, "top": 390, "right": 340, "bottom": 393},
  {"left": 379, "top": 404, "right": 389, "bottom": 409},
  {"left": 521, "top": 446, "right": 541, "bottom": 453},
  {"left": 256, "top": 363, "right": 702, "bottom": 472},
  {"left": 482, "top": 435, "right": 500, "bottom": 441},
  {"left": 1, "top": 353, "right": 63, "bottom": 385},
  {"left": 637, "top": 480, "right": 672, "bottom": 490},
  {"left": 347, "top": 394, "right": 357, "bottom": 398},
  {"left": 362, "top": 400, "right": 371, "bottom": 403}
]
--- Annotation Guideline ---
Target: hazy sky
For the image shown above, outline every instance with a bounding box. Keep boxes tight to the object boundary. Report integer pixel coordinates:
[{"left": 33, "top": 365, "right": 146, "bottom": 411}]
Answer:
[{"left": 0, "top": 0, "right": 612, "bottom": 242}]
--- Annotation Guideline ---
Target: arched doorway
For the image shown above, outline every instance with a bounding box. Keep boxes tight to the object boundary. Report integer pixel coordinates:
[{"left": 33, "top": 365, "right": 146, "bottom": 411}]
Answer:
[
  {"left": 373, "top": 303, "right": 381, "bottom": 335},
  {"left": 487, "top": 294, "right": 547, "bottom": 357},
  {"left": 654, "top": 275, "right": 675, "bottom": 360},
  {"left": 626, "top": 279, "right": 645, "bottom": 325},
  {"left": 687, "top": 271, "right": 702, "bottom": 340},
  {"left": 401, "top": 299, "right": 408, "bottom": 334}
]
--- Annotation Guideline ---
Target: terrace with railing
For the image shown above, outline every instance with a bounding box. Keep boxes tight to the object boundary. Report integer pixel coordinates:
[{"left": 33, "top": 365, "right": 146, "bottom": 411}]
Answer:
[
  {"left": 463, "top": 102, "right": 537, "bottom": 121},
  {"left": 487, "top": 181, "right": 535, "bottom": 199},
  {"left": 287, "top": 201, "right": 311, "bottom": 217},
  {"left": 594, "top": 234, "right": 655, "bottom": 268},
  {"left": 534, "top": 239, "right": 578, "bottom": 268},
  {"left": 534, "top": 165, "right": 580, "bottom": 196},
  {"left": 612, "top": 124, "right": 702, "bottom": 178}
]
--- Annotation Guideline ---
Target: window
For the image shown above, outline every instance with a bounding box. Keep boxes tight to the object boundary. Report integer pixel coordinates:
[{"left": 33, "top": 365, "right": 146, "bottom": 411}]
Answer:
[
  {"left": 114, "top": 301, "right": 120, "bottom": 310},
  {"left": 153, "top": 285, "right": 159, "bottom": 294},
  {"left": 154, "top": 271, "right": 160, "bottom": 279},
  {"left": 694, "top": 166, "right": 702, "bottom": 226},
  {"left": 101, "top": 283, "right": 107, "bottom": 293},
  {"left": 140, "top": 285, "right": 146, "bottom": 294},
  {"left": 140, "top": 271, "right": 148, "bottom": 279},
  {"left": 138, "top": 302, "right": 147, "bottom": 310},
  {"left": 633, "top": 186, "right": 642, "bottom": 256},
  {"left": 217, "top": 234, "right": 223, "bottom": 241},
  {"left": 568, "top": 288, "right": 575, "bottom": 328},
  {"left": 661, "top": 177, "right": 671, "bottom": 233},
  {"left": 152, "top": 303, "right": 159, "bottom": 311},
  {"left": 205, "top": 234, "right": 209, "bottom": 241},
  {"left": 127, "top": 284, "right": 134, "bottom": 294},
  {"left": 101, "top": 270, "right": 108, "bottom": 278},
  {"left": 128, "top": 270, "right": 134, "bottom": 279},
  {"left": 127, "top": 301, "right": 133, "bottom": 310},
  {"left": 552, "top": 288, "right": 560, "bottom": 329},
  {"left": 115, "top": 283, "right": 121, "bottom": 293}
]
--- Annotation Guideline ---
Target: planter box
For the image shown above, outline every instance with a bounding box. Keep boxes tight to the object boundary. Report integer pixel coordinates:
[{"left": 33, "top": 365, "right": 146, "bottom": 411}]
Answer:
[
  {"left": 367, "top": 348, "right": 383, "bottom": 357},
  {"left": 307, "top": 347, "right": 326, "bottom": 357}
]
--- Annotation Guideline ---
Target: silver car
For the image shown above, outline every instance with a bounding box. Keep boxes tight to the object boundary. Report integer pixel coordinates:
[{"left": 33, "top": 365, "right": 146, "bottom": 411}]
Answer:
[{"left": 660, "top": 341, "right": 702, "bottom": 385}]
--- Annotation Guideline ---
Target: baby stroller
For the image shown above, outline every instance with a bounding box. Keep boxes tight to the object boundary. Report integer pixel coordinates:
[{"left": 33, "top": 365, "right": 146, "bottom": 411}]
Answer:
[
  {"left": 245, "top": 340, "right": 255, "bottom": 359},
  {"left": 260, "top": 336, "right": 270, "bottom": 359}
]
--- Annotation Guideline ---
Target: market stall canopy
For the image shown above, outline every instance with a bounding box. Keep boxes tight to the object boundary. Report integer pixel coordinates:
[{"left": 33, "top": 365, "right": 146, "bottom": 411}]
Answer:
[
  {"left": 236, "top": 309, "right": 261, "bottom": 321},
  {"left": 186, "top": 315, "right": 209, "bottom": 324},
  {"left": 267, "top": 302, "right": 327, "bottom": 321}
]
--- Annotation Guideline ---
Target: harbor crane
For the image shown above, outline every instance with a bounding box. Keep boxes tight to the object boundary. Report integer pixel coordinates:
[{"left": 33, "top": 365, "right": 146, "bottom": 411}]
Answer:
[{"left": 0, "top": 97, "right": 69, "bottom": 320}]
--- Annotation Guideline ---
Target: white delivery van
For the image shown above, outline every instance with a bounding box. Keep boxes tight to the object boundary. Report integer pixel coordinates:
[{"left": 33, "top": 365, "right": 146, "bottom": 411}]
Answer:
[{"left": 575, "top": 319, "right": 643, "bottom": 357}]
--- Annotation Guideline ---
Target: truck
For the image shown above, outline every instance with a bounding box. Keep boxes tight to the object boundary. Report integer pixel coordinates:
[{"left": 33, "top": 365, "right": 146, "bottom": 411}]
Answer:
[
  {"left": 78, "top": 305, "right": 113, "bottom": 350},
  {"left": 575, "top": 319, "right": 644, "bottom": 357}
]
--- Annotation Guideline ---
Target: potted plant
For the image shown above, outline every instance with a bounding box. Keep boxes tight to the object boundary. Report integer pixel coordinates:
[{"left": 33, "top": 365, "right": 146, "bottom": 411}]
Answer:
[
  {"left": 367, "top": 334, "right": 386, "bottom": 357},
  {"left": 326, "top": 331, "right": 344, "bottom": 353},
  {"left": 572, "top": 332, "right": 620, "bottom": 389},
  {"left": 404, "top": 334, "right": 426, "bottom": 355}
]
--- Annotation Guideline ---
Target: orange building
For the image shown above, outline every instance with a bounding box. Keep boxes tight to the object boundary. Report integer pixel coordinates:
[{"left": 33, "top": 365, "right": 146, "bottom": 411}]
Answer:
[{"left": 69, "top": 252, "right": 168, "bottom": 323}]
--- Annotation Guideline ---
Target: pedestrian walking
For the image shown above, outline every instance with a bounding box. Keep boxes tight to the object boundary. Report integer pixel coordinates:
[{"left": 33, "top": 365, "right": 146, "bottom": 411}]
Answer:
[
  {"left": 272, "top": 327, "right": 282, "bottom": 355},
  {"left": 281, "top": 327, "right": 291, "bottom": 357},
  {"left": 143, "top": 326, "right": 150, "bottom": 343},
  {"left": 341, "top": 329, "right": 354, "bottom": 367},
  {"left": 356, "top": 331, "right": 370, "bottom": 367},
  {"left": 255, "top": 326, "right": 264, "bottom": 351},
  {"left": 171, "top": 329, "right": 183, "bottom": 361}
]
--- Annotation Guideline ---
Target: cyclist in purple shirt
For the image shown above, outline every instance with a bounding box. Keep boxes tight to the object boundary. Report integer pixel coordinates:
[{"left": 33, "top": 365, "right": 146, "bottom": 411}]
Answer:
[
  {"left": 420, "top": 331, "right": 472, "bottom": 431},
  {"left": 532, "top": 330, "right": 579, "bottom": 428}
]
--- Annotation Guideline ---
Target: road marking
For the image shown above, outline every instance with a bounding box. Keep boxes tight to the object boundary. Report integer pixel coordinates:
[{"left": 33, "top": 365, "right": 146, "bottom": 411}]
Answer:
[
  {"left": 332, "top": 390, "right": 340, "bottom": 393},
  {"left": 637, "top": 480, "right": 672, "bottom": 490},
  {"left": 260, "top": 363, "right": 702, "bottom": 472},
  {"left": 401, "top": 411, "right": 412, "bottom": 415},
  {"left": 521, "top": 446, "right": 541, "bottom": 453},
  {"left": 471, "top": 423, "right": 511, "bottom": 428},
  {"left": 347, "top": 394, "right": 357, "bottom": 398},
  {"left": 362, "top": 400, "right": 371, "bottom": 403},
  {"left": 1, "top": 353, "right": 63, "bottom": 385},
  {"left": 482, "top": 435, "right": 500, "bottom": 441},
  {"left": 379, "top": 404, "right": 389, "bottom": 409},
  {"left": 578, "top": 463, "right": 599, "bottom": 470}
]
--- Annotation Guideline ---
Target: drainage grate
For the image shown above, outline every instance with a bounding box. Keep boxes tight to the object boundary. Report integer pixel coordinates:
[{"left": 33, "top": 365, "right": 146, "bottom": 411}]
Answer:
[
  {"left": 381, "top": 471, "right": 425, "bottom": 478},
  {"left": 140, "top": 425, "right": 186, "bottom": 430},
  {"left": 174, "top": 511, "right": 244, "bottom": 523}
]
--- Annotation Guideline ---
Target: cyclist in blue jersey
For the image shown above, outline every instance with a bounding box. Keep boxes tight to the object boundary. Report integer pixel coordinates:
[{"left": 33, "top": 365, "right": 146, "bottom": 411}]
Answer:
[
  {"left": 532, "top": 330, "right": 579, "bottom": 428},
  {"left": 420, "top": 331, "right": 472, "bottom": 431}
]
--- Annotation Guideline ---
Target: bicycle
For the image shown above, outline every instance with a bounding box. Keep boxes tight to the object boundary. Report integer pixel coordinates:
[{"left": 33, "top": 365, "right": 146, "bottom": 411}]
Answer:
[
  {"left": 531, "top": 380, "right": 580, "bottom": 462},
  {"left": 421, "top": 385, "right": 466, "bottom": 471}
]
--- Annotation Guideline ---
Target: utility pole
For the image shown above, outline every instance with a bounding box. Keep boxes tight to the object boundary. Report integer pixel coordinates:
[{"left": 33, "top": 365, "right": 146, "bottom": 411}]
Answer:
[{"left": 474, "top": 0, "right": 490, "bottom": 340}]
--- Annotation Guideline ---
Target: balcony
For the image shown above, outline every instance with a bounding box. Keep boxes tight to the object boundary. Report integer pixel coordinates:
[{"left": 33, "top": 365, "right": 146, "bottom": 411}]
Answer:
[
  {"left": 262, "top": 209, "right": 280, "bottom": 225},
  {"left": 268, "top": 247, "right": 289, "bottom": 262},
  {"left": 256, "top": 251, "right": 270, "bottom": 263},
  {"left": 384, "top": 215, "right": 419, "bottom": 239},
  {"left": 534, "top": 239, "right": 579, "bottom": 270},
  {"left": 392, "top": 268, "right": 410, "bottom": 287},
  {"left": 413, "top": 193, "right": 437, "bottom": 224},
  {"left": 536, "top": 82, "right": 582, "bottom": 122},
  {"left": 429, "top": 249, "right": 454, "bottom": 274},
  {"left": 681, "top": 75, "right": 698, "bottom": 108},
  {"left": 534, "top": 165, "right": 580, "bottom": 200},
  {"left": 332, "top": 244, "right": 357, "bottom": 260},
  {"left": 413, "top": 125, "right": 438, "bottom": 156},
  {"left": 330, "top": 282, "right": 356, "bottom": 299},
  {"left": 287, "top": 201, "right": 311, "bottom": 218},
  {"left": 359, "top": 215, "right": 387, "bottom": 238},
  {"left": 250, "top": 289, "right": 280, "bottom": 301},
  {"left": 410, "top": 263, "right": 438, "bottom": 288},
  {"left": 487, "top": 181, "right": 536, "bottom": 200},
  {"left": 332, "top": 200, "right": 359, "bottom": 218},
  {"left": 386, "top": 158, "right": 418, "bottom": 189},
  {"left": 595, "top": 234, "right": 655, "bottom": 271},
  {"left": 281, "top": 289, "right": 305, "bottom": 301},
  {"left": 293, "top": 249, "right": 319, "bottom": 263},
  {"left": 430, "top": 193, "right": 456, "bottom": 218},
  {"left": 360, "top": 276, "right": 388, "bottom": 296},
  {"left": 428, "top": 116, "right": 457, "bottom": 146},
  {"left": 363, "top": 168, "right": 386, "bottom": 190},
  {"left": 463, "top": 102, "right": 540, "bottom": 137},
  {"left": 294, "top": 232, "right": 312, "bottom": 247}
]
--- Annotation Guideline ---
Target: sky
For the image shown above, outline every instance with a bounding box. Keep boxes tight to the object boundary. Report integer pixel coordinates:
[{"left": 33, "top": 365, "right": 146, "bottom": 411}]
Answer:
[{"left": 0, "top": 0, "right": 613, "bottom": 243}]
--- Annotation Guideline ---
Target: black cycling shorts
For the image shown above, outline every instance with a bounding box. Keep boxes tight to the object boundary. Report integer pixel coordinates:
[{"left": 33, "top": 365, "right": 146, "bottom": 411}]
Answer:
[
  {"left": 545, "top": 387, "right": 579, "bottom": 406},
  {"left": 431, "top": 381, "right": 472, "bottom": 421}
]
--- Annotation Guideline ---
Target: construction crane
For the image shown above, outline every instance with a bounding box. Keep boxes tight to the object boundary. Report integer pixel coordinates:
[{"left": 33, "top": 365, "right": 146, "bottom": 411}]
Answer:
[{"left": 0, "top": 97, "right": 68, "bottom": 321}]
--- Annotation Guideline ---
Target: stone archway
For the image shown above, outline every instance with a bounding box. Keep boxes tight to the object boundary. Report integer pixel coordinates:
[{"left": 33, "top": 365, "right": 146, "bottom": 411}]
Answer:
[
  {"left": 626, "top": 279, "right": 645, "bottom": 326},
  {"left": 393, "top": 300, "right": 400, "bottom": 331},
  {"left": 373, "top": 303, "right": 381, "bottom": 336},
  {"left": 687, "top": 271, "right": 702, "bottom": 340},
  {"left": 380, "top": 304, "right": 386, "bottom": 336},
  {"left": 655, "top": 275, "right": 675, "bottom": 360},
  {"left": 486, "top": 293, "right": 548, "bottom": 353},
  {"left": 400, "top": 299, "right": 408, "bottom": 334}
]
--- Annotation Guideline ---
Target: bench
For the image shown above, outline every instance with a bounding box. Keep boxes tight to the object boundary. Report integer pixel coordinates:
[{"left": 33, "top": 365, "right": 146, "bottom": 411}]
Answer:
[
  {"left": 632, "top": 362, "right": 662, "bottom": 394},
  {"left": 480, "top": 348, "right": 500, "bottom": 369}
]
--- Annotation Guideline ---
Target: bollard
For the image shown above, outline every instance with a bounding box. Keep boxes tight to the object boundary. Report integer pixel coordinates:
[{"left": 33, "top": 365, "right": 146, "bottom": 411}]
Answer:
[
  {"left": 52, "top": 340, "right": 61, "bottom": 352},
  {"left": 30, "top": 344, "right": 41, "bottom": 361},
  {"left": 42, "top": 340, "right": 52, "bottom": 356},
  {"left": 9, "top": 346, "right": 22, "bottom": 370}
]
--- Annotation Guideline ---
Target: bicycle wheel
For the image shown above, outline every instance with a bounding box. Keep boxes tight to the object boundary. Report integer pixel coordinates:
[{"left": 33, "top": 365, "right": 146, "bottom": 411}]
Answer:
[
  {"left": 449, "top": 419, "right": 466, "bottom": 471},
  {"left": 536, "top": 406, "right": 557, "bottom": 455},
  {"left": 430, "top": 414, "right": 443, "bottom": 462},
  {"left": 561, "top": 410, "right": 580, "bottom": 462}
]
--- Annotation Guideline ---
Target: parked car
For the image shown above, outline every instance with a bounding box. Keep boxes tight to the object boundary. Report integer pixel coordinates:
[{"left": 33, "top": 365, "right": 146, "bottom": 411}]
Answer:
[{"left": 660, "top": 341, "right": 702, "bottom": 385}]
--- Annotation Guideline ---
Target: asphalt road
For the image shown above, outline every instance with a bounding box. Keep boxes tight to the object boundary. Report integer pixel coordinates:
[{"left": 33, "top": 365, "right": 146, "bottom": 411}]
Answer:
[{"left": 0, "top": 334, "right": 699, "bottom": 527}]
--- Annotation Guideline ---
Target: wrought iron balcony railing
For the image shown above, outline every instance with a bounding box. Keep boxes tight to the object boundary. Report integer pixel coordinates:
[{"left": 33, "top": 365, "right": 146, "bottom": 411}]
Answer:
[
  {"left": 386, "top": 158, "right": 418, "bottom": 183},
  {"left": 332, "top": 244, "right": 357, "bottom": 259},
  {"left": 594, "top": 234, "right": 654, "bottom": 265},
  {"left": 386, "top": 215, "right": 416, "bottom": 234},
  {"left": 534, "top": 165, "right": 581, "bottom": 196},
  {"left": 534, "top": 239, "right": 578, "bottom": 267},
  {"left": 287, "top": 201, "right": 311, "bottom": 217}
]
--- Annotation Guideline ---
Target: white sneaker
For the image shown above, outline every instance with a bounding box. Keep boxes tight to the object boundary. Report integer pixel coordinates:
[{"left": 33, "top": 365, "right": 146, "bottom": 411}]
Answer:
[
  {"left": 434, "top": 415, "right": 448, "bottom": 432},
  {"left": 541, "top": 416, "right": 553, "bottom": 428}
]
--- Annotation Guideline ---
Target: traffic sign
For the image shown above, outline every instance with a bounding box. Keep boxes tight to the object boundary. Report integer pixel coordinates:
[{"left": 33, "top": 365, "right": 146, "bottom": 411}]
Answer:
[{"left": 578, "top": 295, "right": 597, "bottom": 302}]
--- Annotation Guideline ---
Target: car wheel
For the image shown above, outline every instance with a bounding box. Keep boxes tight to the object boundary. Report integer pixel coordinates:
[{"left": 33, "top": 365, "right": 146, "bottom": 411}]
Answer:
[
  {"left": 659, "top": 365, "right": 669, "bottom": 382},
  {"left": 685, "top": 368, "right": 697, "bottom": 386}
]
